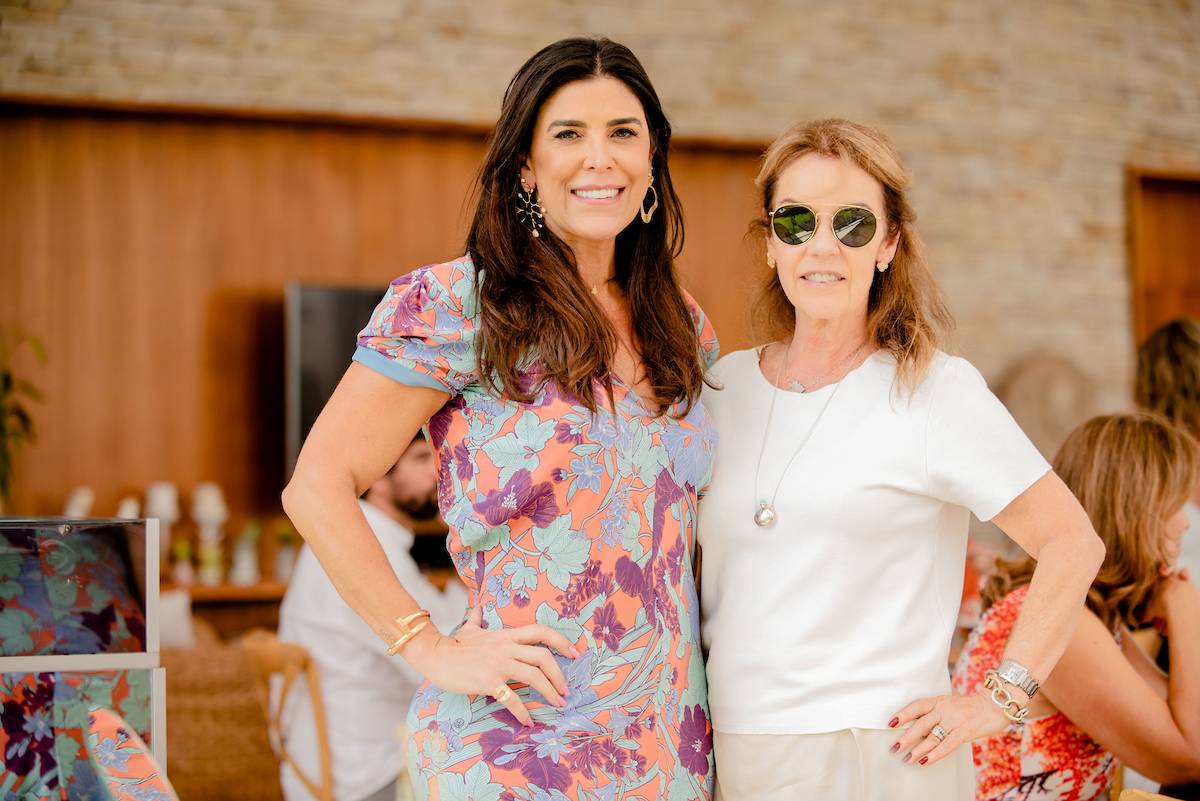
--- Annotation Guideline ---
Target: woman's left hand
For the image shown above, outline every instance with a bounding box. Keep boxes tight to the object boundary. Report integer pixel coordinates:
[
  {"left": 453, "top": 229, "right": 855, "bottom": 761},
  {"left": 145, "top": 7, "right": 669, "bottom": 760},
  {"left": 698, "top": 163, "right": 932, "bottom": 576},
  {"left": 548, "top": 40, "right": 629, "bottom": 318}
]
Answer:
[{"left": 888, "top": 690, "right": 1012, "bottom": 766}]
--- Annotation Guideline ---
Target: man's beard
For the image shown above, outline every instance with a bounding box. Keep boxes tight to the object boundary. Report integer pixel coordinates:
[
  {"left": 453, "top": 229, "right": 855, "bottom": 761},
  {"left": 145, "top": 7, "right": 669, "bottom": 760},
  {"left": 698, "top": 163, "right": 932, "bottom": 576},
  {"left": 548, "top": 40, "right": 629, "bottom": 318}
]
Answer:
[{"left": 396, "top": 494, "right": 440, "bottom": 521}]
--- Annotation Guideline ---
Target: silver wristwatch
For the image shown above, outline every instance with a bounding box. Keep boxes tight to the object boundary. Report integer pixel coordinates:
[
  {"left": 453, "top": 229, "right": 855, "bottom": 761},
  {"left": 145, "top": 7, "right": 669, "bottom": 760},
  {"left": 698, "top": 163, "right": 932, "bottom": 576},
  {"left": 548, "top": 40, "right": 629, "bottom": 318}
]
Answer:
[{"left": 996, "top": 659, "right": 1040, "bottom": 698}]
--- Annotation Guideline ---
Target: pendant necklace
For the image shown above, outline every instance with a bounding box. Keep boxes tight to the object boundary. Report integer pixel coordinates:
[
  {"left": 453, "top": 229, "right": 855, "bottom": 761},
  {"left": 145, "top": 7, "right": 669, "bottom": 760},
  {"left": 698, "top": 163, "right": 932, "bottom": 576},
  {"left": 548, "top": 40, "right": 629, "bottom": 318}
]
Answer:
[{"left": 752, "top": 339, "right": 868, "bottom": 528}]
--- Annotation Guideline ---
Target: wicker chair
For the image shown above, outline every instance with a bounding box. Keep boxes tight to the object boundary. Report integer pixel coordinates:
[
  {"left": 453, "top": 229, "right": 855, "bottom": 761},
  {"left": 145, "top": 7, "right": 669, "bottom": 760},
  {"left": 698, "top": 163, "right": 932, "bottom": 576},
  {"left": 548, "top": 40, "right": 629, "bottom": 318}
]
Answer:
[
  {"left": 1120, "top": 789, "right": 1183, "bottom": 800},
  {"left": 161, "top": 620, "right": 284, "bottom": 801},
  {"left": 241, "top": 628, "right": 334, "bottom": 801}
]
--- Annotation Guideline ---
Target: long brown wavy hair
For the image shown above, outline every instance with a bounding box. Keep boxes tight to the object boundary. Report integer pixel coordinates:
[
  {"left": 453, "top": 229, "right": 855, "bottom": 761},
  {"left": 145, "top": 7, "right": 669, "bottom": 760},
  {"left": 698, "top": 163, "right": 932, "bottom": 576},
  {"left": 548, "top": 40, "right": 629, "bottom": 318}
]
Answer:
[
  {"left": 1136, "top": 318, "right": 1200, "bottom": 437},
  {"left": 981, "top": 413, "right": 1200, "bottom": 633},
  {"left": 750, "top": 118, "right": 954, "bottom": 395},
  {"left": 466, "top": 37, "right": 705, "bottom": 416}
]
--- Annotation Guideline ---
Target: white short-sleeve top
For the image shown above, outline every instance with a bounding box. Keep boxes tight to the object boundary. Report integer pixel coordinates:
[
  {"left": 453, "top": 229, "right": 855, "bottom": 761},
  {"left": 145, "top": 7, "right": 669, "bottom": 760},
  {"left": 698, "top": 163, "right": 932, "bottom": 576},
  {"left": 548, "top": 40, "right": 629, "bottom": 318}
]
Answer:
[{"left": 699, "top": 347, "right": 1049, "bottom": 734}]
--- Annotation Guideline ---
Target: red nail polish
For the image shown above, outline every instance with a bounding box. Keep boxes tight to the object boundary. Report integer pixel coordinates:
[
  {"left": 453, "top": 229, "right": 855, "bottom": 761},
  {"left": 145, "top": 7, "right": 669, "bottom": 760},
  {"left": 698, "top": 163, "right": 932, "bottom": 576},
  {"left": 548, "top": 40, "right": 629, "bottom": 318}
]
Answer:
[
  {"left": 919, "top": 756, "right": 928, "bottom": 766},
  {"left": 890, "top": 742, "right": 900, "bottom": 753},
  {"left": 888, "top": 717, "right": 899, "bottom": 728},
  {"left": 902, "top": 753, "right": 911, "bottom": 764}
]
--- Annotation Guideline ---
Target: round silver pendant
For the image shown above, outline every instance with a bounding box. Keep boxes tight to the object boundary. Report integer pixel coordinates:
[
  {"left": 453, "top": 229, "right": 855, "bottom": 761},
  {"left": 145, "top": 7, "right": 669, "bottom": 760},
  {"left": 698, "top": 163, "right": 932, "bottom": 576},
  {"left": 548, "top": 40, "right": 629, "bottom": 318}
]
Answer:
[{"left": 753, "top": 503, "right": 777, "bottom": 528}]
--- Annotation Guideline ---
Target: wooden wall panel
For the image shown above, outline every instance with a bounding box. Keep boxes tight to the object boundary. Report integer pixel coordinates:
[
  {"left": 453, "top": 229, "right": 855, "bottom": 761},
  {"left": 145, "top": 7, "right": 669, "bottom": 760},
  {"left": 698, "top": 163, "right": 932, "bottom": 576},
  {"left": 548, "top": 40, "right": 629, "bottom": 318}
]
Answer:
[{"left": 0, "top": 105, "right": 761, "bottom": 518}]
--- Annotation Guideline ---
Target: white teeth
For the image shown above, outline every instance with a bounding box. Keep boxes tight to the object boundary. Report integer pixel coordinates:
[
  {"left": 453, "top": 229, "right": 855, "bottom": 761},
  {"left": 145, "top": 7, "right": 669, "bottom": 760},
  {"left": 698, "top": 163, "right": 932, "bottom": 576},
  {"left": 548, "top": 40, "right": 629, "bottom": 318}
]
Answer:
[
  {"left": 804, "top": 273, "right": 840, "bottom": 283},
  {"left": 573, "top": 188, "right": 619, "bottom": 199}
]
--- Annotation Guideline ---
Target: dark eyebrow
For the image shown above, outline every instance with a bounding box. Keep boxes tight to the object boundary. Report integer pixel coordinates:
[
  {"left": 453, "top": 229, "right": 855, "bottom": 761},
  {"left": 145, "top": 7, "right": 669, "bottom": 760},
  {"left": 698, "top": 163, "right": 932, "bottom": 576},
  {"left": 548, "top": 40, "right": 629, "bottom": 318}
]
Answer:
[{"left": 547, "top": 117, "right": 644, "bottom": 130}]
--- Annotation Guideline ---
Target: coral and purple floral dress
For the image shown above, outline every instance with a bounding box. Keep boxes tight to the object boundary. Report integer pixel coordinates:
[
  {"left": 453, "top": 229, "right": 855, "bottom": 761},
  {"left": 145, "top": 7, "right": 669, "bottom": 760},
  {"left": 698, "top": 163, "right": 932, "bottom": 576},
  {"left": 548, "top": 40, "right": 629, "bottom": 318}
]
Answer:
[
  {"left": 952, "top": 585, "right": 1115, "bottom": 801},
  {"left": 354, "top": 255, "right": 718, "bottom": 801}
]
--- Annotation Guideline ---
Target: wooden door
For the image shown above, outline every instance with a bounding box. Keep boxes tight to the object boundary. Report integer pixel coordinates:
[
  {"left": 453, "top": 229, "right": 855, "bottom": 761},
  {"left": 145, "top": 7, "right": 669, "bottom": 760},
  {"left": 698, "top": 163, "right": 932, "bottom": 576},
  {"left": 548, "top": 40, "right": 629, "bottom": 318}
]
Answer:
[{"left": 1128, "top": 168, "right": 1200, "bottom": 342}]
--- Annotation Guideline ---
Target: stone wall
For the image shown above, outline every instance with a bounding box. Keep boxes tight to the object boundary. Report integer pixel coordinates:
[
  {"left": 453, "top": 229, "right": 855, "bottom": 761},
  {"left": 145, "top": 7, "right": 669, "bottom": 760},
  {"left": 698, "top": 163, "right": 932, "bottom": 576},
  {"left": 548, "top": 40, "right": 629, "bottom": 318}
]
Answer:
[{"left": 4, "top": 0, "right": 1200, "bottom": 412}]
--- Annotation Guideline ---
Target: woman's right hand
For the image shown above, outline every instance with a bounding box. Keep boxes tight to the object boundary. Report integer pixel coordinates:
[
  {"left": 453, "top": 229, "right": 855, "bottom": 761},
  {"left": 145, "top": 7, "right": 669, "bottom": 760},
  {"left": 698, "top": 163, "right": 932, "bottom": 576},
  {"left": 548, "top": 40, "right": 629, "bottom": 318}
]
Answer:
[
  {"left": 403, "top": 604, "right": 580, "bottom": 726},
  {"left": 1145, "top": 567, "right": 1195, "bottom": 636}
]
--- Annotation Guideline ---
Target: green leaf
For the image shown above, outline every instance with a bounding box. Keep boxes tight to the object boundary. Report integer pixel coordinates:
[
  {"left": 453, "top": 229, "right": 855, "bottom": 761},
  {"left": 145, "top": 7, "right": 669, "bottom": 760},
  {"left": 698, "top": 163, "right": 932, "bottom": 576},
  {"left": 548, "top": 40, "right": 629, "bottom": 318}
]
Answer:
[
  {"left": 480, "top": 432, "right": 536, "bottom": 485},
  {"left": 0, "top": 608, "right": 35, "bottom": 654},
  {"left": 515, "top": 412, "right": 555, "bottom": 450},
  {"left": 535, "top": 602, "right": 583, "bottom": 643},
  {"left": 481, "top": 411, "right": 557, "bottom": 485},
  {"left": 0, "top": 545, "right": 23, "bottom": 580},
  {"left": 621, "top": 511, "right": 645, "bottom": 561},
  {"left": 15, "top": 380, "right": 42, "bottom": 402},
  {"left": 668, "top": 774, "right": 700, "bottom": 800},
  {"left": 458, "top": 519, "right": 503, "bottom": 551},
  {"left": 437, "top": 773, "right": 468, "bottom": 801},
  {"left": 27, "top": 336, "right": 47, "bottom": 364},
  {"left": 502, "top": 559, "right": 538, "bottom": 591},
  {"left": 435, "top": 691, "right": 473, "bottom": 735},
  {"left": 532, "top": 515, "right": 588, "bottom": 590},
  {"left": 463, "top": 761, "right": 504, "bottom": 801}
]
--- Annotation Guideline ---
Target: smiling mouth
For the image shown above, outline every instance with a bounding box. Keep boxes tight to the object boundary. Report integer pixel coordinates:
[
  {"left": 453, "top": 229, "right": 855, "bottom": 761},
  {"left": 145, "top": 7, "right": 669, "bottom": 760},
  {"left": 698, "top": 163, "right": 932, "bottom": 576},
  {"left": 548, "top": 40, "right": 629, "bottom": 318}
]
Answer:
[
  {"left": 571, "top": 187, "right": 623, "bottom": 200},
  {"left": 802, "top": 272, "right": 844, "bottom": 283}
]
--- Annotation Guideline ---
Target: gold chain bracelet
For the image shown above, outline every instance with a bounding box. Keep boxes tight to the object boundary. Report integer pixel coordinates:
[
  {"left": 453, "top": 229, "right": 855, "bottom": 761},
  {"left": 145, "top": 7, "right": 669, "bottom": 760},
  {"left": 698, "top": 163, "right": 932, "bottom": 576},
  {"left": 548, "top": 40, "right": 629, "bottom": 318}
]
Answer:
[
  {"left": 386, "top": 610, "right": 431, "bottom": 656},
  {"left": 983, "top": 670, "right": 1030, "bottom": 724}
]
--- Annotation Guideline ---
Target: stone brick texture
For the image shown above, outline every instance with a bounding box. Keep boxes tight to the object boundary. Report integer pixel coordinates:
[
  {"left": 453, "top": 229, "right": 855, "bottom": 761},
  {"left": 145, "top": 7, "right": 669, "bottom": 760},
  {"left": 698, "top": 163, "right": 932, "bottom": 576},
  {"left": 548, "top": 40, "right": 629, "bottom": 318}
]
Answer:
[{"left": 3, "top": 0, "right": 1199, "bottom": 412}]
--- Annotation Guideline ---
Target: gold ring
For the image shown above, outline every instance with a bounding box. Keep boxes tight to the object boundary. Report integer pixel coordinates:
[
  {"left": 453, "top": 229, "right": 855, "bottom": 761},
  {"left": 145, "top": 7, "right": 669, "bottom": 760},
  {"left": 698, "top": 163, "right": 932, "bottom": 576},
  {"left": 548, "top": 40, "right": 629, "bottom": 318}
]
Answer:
[
  {"left": 931, "top": 724, "right": 949, "bottom": 741},
  {"left": 493, "top": 684, "right": 513, "bottom": 703}
]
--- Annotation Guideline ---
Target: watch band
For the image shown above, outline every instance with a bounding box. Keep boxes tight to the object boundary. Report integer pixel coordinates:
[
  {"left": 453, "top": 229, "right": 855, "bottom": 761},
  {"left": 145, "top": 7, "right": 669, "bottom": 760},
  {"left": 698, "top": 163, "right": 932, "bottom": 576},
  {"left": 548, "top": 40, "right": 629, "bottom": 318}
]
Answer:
[{"left": 996, "top": 658, "right": 1040, "bottom": 698}]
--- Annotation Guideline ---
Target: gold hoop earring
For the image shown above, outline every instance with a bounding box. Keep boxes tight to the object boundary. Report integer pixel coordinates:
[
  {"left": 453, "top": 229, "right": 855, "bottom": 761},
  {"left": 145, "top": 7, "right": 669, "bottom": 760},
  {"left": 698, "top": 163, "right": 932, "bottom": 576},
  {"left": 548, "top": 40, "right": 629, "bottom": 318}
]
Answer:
[
  {"left": 517, "top": 178, "right": 545, "bottom": 238},
  {"left": 640, "top": 171, "right": 658, "bottom": 224}
]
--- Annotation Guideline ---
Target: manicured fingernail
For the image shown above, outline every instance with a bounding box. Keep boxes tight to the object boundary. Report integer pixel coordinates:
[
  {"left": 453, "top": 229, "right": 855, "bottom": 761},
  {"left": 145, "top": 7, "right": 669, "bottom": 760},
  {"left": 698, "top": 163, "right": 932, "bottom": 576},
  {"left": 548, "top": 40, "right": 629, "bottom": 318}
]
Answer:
[
  {"left": 524, "top": 718, "right": 534, "bottom": 728},
  {"left": 556, "top": 696, "right": 566, "bottom": 708},
  {"left": 890, "top": 742, "right": 900, "bottom": 753},
  {"left": 888, "top": 717, "right": 899, "bottom": 728},
  {"left": 569, "top": 647, "right": 581, "bottom": 658},
  {"left": 919, "top": 756, "right": 928, "bottom": 766},
  {"left": 902, "top": 753, "right": 912, "bottom": 764}
]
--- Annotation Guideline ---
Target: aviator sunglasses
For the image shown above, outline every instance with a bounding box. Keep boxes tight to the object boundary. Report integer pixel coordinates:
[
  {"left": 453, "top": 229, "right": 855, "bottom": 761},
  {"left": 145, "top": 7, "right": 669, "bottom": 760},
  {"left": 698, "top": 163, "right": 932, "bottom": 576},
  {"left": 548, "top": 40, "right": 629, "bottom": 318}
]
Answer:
[{"left": 768, "top": 204, "right": 879, "bottom": 247}]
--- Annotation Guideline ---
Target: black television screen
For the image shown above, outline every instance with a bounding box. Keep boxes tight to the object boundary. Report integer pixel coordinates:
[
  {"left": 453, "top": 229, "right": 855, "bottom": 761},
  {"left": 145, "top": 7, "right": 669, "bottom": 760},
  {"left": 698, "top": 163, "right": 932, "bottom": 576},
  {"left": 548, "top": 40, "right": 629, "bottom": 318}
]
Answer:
[
  {"left": 284, "top": 283, "right": 384, "bottom": 480},
  {"left": 283, "top": 283, "right": 453, "bottom": 570}
]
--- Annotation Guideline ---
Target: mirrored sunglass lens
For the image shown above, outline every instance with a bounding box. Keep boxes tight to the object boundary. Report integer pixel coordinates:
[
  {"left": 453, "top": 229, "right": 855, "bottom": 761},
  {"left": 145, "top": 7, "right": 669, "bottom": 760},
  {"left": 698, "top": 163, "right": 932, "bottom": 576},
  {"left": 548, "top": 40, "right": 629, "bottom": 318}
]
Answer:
[
  {"left": 832, "top": 208, "right": 877, "bottom": 247},
  {"left": 772, "top": 207, "right": 816, "bottom": 245}
]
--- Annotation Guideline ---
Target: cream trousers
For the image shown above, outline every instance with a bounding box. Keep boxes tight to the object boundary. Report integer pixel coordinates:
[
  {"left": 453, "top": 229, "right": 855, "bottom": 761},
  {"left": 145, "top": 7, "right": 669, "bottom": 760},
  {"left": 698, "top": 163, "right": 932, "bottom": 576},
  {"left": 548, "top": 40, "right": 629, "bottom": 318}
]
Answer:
[{"left": 713, "top": 728, "right": 973, "bottom": 801}]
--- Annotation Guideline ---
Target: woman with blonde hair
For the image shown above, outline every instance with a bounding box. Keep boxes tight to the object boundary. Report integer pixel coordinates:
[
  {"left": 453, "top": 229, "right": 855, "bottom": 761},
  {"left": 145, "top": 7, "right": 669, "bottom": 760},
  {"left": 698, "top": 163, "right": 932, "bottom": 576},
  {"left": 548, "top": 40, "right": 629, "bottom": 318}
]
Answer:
[
  {"left": 954, "top": 413, "right": 1200, "bottom": 799},
  {"left": 698, "top": 118, "right": 1104, "bottom": 799},
  {"left": 1137, "top": 318, "right": 1200, "bottom": 579}
]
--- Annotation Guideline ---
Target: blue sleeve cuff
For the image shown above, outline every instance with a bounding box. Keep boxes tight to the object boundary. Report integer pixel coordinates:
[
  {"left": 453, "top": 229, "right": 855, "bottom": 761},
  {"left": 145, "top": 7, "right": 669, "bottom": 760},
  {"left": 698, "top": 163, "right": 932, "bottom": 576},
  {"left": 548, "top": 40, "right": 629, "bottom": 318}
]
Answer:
[{"left": 352, "top": 346, "right": 453, "bottom": 394}]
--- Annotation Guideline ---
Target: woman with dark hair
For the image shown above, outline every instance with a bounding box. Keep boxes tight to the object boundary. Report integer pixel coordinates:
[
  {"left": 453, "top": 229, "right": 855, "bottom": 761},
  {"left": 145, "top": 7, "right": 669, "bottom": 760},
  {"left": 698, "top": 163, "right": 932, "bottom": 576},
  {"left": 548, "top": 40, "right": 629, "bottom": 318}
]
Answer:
[
  {"left": 698, "top": 119, "right": 1104, "bottom": 799},
  {"left": 283, "top": 37, "right": 717, "bottom": 800}
]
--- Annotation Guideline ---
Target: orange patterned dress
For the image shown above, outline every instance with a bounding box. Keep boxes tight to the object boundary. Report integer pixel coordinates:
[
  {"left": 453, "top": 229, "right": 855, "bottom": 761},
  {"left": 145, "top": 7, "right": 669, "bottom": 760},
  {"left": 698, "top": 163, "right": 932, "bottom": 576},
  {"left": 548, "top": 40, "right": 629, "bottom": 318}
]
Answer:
[
  {"left": 951, "top": 585, "right": 1115, "bottom": 801},
  {"left": 354, "top": 256, "right": 718, "bottom": 801}
]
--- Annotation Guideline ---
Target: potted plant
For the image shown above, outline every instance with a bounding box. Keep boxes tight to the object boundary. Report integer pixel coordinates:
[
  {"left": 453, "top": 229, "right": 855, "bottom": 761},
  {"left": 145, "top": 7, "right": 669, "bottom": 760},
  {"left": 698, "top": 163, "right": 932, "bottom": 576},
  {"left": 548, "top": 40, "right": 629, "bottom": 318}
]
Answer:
[{"left": 0, "top": 330, "right": 46, "bottom": 516}]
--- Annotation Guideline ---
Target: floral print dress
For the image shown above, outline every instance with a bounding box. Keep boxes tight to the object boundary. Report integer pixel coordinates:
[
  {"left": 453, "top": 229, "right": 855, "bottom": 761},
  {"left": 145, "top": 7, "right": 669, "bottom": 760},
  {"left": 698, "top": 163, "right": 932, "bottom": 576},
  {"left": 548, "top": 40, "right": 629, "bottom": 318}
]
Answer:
[
  {"left": 353, "top": 255, "right": 719, "bottom": 801},
  {"left": 951, "top": 585, "right": 1115, "bottom": 801}
]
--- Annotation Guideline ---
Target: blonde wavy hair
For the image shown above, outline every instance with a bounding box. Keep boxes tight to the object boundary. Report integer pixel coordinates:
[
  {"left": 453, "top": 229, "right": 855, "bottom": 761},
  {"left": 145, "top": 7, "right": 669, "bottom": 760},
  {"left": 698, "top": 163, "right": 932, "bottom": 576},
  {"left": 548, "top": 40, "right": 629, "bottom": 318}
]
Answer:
[
  {"left": 1136, "top": 319, "right": 1200, "bottom": 438},
  {"left": 751, "top": 118, "right": 954, "bottom": 394},
  {"left": 981, "top": 412, "right": 1200, "bottom": 633}
]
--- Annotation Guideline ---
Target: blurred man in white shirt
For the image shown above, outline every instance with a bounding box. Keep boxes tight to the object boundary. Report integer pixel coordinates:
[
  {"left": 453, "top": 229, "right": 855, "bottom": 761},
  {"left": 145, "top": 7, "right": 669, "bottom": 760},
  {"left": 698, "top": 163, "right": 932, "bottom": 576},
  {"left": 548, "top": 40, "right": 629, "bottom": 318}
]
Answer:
[{"left": 278, "top": 433, "right": 468, "bottom": 801}]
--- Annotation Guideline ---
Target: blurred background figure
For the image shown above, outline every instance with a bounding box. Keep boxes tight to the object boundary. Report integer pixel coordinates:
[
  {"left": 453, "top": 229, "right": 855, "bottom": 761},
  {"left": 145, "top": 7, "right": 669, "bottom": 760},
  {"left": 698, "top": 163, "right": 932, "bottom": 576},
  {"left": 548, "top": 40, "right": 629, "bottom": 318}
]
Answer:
[
  {"left": 277, "top": 431, "right": 467, "bottom": 801},
  {"left": 954, "top": 413, "right": 1200, "bottom": 801},
  {"left": 1137, "top": 319, "right": 1200, "bottom": 578}
]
